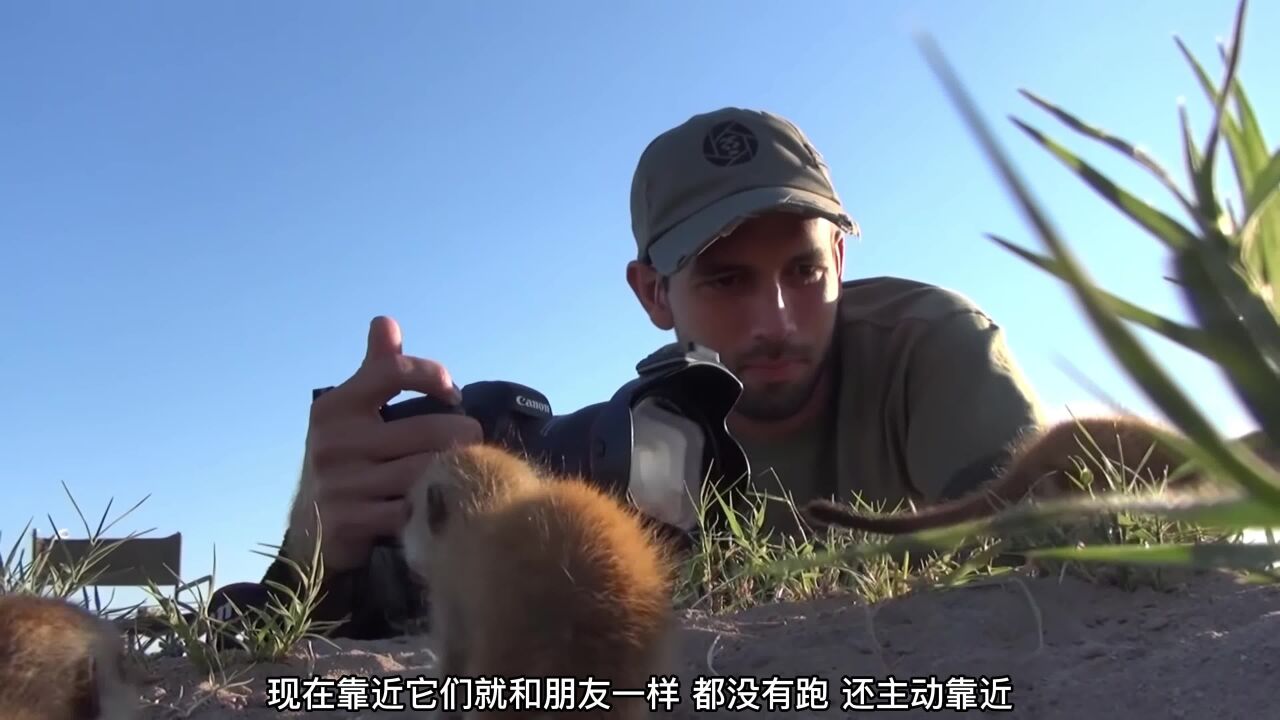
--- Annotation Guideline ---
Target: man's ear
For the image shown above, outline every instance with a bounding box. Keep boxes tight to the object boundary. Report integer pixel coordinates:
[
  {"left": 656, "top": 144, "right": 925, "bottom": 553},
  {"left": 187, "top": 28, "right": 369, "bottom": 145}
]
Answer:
[{"left": 626, "top": 260, "right": 674, "bottom": 330}]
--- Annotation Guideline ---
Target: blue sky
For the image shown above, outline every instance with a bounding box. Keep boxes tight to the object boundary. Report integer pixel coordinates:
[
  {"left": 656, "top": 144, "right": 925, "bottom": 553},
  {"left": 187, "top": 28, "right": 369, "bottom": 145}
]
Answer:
[{"left": 2, "top": 1, "right": 1276, "bottom": 610}]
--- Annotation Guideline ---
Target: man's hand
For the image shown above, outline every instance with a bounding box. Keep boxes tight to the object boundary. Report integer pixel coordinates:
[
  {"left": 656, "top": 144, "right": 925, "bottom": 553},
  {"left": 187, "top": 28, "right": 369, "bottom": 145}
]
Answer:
[{"left": 287, "top": 316, "right": 482, "bottom": 574}]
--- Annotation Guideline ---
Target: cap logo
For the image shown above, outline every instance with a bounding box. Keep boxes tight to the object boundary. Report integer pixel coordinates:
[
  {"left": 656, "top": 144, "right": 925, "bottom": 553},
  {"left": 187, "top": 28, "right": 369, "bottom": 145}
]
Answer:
[{"left": 702, "top": 121, "right": 758, "bottom": 167}]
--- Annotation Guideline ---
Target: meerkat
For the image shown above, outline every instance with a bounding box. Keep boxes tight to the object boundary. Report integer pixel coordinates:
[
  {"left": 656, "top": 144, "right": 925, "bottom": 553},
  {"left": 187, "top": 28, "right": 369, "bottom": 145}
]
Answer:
[
  {"left": 0, "top": 592, "right": 139, "bottom": 720},
  {"left": 399, "top": 443, "right": 681, "bottom": 720},
  {"left": 802, "top": 414, "right": 1273, "bottom": 536}
]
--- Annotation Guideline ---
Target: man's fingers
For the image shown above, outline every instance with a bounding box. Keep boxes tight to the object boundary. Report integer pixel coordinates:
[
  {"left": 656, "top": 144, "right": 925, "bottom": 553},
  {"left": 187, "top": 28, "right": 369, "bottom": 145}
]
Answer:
[
  {"left": 319, "top": 353, "right": 463, "bottom": 413},
  {"left": 364, "top": 316, "right": 403, "bottom": 365},
  {"left": 326, "top": 451, "right": 439, "bottom": 500},
  {"left": 311, "top": 315, "right": 463, "bottom": 415},
  {"left": 311, "top": 413, "right": 482, "bottom": 467},
  {"left": 360, "top": 413, "right": 482, "bottom": 462},
  {"left": 332, "top": 498, "right": 410, "bottom": 543}
]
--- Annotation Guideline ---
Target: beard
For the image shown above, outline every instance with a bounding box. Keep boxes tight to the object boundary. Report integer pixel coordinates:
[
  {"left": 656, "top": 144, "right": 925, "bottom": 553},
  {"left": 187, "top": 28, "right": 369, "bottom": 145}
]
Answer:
[{"left": 727, "top": 339, "right": 830, "bottom": 422}]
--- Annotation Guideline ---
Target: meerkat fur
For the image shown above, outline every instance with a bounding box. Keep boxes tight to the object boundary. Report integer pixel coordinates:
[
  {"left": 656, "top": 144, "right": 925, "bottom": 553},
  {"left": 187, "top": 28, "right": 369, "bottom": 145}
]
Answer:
[
  {"left": 0, "top": 592, "right": 139, "bottom": 720},
  {"left": 400, "top": 443, "right": 681, "bottom": 720}
]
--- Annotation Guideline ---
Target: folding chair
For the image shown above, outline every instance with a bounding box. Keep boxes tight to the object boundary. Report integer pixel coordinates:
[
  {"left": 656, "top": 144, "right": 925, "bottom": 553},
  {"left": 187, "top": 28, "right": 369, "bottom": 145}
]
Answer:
[{"left": 30, "top": 530, "right": 213, "bottom": 653}]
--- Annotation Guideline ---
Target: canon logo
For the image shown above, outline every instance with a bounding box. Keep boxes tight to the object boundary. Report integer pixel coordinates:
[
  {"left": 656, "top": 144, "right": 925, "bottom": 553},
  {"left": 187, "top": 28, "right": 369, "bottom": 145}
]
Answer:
[{"left": 516, "top": 395, "right": 551, "bottom": 414}]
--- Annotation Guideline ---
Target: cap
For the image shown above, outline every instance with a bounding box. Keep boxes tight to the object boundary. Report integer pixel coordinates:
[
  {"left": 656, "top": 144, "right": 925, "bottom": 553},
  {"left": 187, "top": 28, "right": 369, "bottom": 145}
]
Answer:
[{"left": 630, "top": 107, "right": 858, "bottom": 276}]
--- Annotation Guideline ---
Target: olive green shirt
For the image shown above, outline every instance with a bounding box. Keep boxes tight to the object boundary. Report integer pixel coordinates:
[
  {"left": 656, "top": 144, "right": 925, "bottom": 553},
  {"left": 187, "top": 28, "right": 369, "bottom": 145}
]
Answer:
[
  {"left": 261, "top": 276, "right": 1045, "bottom": 638},
  {"left": 737, "top": 276, "right": 1046, "bottom": 536}
]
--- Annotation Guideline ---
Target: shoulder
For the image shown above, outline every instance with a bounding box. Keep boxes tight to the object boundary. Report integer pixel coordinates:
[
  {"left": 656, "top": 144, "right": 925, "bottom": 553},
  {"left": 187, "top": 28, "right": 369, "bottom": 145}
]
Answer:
[
  {"left": 836, "top": 276, "right": 997, "bottom": 333},
  {"left": 833, "top": 276, "right": 1019, "bottom": 379}
]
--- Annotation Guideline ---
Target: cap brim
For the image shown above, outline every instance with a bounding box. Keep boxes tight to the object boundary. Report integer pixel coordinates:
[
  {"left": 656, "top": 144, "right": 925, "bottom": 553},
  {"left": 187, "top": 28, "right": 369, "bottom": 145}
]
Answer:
[{"left": 646, "top": 187, "right": 857, "bottom": 276}]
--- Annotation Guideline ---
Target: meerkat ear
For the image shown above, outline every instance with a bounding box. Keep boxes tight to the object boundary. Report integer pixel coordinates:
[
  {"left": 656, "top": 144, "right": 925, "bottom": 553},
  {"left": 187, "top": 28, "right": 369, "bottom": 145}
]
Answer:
[{"left": 426, "top": 484, "right": 449, "bottom": 534}]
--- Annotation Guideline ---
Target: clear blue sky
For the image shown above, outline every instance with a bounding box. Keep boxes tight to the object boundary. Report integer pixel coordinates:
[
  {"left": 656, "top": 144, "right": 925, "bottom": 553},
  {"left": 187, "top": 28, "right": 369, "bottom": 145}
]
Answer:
[{"left": 3, "top": 1, "right": 1276, "bottom": 610}]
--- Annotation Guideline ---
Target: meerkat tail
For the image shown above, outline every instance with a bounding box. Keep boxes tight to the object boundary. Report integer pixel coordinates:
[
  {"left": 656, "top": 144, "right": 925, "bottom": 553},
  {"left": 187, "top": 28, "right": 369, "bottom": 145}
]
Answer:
[
  {"left": 803, "top": 415, "right": 1204, "bottom": 536},
  {"left": 802, "top": 491, "right": 1011, "bottom": 535}
]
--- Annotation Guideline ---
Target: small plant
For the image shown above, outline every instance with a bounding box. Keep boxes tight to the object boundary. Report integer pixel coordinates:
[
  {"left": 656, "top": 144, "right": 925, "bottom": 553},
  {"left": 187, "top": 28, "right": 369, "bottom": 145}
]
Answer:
[
  {"left": 232, "top": 506, "right": 345, "bottom": 662},
  {"left": 765, "top": 0, "right": 1280, "bottom": 586},
  {"left": 676, "top": 473, "right": 978, "bottom": 613},
  {"left": 1, "top": 481, "right": 150, "bottom": 604},
  {"left": 136, "top": 503, "right": 344, "bottom": 671},
  {"left": 137, "top": 549, "right": 228, "bottom": 674}
]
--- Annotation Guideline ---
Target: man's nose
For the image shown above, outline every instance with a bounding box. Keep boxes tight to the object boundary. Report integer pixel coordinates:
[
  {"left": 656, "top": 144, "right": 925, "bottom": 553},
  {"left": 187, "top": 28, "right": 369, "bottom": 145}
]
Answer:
[{"left": 747, "top": 283, "right": 797, "bottom": 339}]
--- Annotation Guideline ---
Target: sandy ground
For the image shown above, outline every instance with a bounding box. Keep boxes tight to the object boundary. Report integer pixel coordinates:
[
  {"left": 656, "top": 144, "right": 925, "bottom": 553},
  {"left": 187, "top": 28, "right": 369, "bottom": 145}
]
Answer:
[{"left": 131, "top": 568, "right": 1280, "bottom": 719}]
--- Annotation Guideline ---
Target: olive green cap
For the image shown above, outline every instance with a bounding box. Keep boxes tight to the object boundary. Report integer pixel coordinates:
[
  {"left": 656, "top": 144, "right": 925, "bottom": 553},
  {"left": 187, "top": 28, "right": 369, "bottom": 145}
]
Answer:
[{"left": 630, "top": 107, "right": 859, "bottom": 276}]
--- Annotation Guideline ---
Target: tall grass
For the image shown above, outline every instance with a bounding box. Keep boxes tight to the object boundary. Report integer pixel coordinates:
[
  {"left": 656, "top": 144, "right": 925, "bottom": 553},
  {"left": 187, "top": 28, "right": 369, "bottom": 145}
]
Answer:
[{"left": 769, "top": 0, "right": 1280, "bottom": 583}]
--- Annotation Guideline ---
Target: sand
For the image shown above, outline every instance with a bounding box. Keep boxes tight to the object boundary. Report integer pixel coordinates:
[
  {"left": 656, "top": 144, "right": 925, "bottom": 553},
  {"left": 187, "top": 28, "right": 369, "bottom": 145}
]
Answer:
[{"left": 131, "top": 568, "right": 1280, "bottom": 719}]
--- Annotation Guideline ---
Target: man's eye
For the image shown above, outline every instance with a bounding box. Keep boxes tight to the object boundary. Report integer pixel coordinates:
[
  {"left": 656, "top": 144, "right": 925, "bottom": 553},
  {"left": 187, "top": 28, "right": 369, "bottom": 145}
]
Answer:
[
  {"left": 703, "top": 274, "right": 740, "bottom": 289},
  {"left": 793, "top": 264, "right": 824, "bottom": 282}
]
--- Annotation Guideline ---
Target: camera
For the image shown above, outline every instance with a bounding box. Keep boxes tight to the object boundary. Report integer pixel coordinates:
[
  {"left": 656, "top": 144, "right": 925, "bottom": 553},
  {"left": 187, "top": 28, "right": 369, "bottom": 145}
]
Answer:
[{"left": 312, "top": 342, "right": 751, "bottom": 544}]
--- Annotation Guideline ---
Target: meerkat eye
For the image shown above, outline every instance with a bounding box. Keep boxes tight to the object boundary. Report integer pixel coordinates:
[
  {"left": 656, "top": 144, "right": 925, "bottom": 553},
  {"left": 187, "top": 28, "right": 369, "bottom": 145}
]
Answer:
[{"left": 426, "top": 485, "right": 449, "bottom": 533}]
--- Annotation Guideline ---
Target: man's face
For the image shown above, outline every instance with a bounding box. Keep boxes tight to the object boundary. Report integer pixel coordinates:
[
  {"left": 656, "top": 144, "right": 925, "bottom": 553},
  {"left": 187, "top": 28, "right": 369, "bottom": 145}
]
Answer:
[{"left": 629, "top": 212, "right": 844, "bottom": 422}]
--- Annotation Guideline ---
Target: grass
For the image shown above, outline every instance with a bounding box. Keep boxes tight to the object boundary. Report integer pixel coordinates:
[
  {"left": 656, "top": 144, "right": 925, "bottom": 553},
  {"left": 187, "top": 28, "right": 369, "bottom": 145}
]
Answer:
[
  {"left": 0, "top": 493, "right": 339, "bottom": 718},
  {"left": 1, "top": 481, "right": 151, "bottom": 607},
  {"left": 2, "top": 437, "right": 1246, "bottom": 708},
  {"left": 681, "top": 429, "right": 1246, "bottom": 611},
  {"left": 3, "top": 0, "right": 1277, "bottom": 711},
  {"left": 765, "top": 0, "right": 1280, "bottom": 585}
]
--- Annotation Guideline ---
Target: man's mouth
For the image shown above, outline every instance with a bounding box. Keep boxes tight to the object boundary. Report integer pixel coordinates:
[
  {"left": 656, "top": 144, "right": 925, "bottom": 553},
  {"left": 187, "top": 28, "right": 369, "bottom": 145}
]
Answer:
[{"left": 739, "top": 358, "right": 807, "bottom": 382}]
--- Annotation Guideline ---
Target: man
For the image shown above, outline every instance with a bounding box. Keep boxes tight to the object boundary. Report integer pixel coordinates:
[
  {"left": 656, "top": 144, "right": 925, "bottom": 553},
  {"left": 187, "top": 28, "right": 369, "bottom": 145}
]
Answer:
[
  {"left": 250, "top": 106, "right": 1045, "bottom": 640},
  {"left": 622, "top": 107, "right": 1046, "bottom": 536}
]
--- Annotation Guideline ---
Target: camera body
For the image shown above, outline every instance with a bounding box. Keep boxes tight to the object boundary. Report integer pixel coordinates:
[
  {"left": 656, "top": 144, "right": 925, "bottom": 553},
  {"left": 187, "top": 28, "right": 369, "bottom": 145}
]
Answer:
[{"left": 313, "top": 342, "right": 751, "bottom": 544}]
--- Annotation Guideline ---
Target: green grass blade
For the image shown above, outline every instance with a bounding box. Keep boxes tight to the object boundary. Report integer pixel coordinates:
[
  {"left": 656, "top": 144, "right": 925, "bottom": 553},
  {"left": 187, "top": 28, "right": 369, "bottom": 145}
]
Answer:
[
  {"left": 1172, "top": 249, "right": 1280, "bottom": 432},
  {"left": 1010, "top": 118, "right": 1198, "bottom": 251},
  {"left": 1017, "top": 88, "right": 1196, "bottom": 219},
  {"left": 990, "top": 234, "right": 1217, "bottom": 358},
  {"left": 1243, "top": 150, "right": 1280, "bottom": 240},
  {"left": 1174, "top": 34, "right": 1250, "bottom": 216},
  {"left": 1174, "top": 233, "right": 1280, "bottom": 378},
  {"left": 764, "top": 490, "right": 1280, "bottom": 580},
  {"left": 1217, "top": 34, "right": 1270, "bottom": 205},
  {"left": 1138, "top": 422, "right": 1280, "bottom": 505},
  {"left": 1174, "top": 36, "right": 1227, "bottom": 122},
  {"left": 1177, "top": 101, "right": 1198, "bottom": 194},
  {"left": 1178, "top": 101, "right": 1205, "bottom": 227},
  {"left": 1190, "top": 0, "right": 1249, "bottom": 233},
  {"left": 1240, "top": 149, "right": 1280, "bottom": 311},
  {"left": 1230, "top": 107, "right": 1270, "bottom": 208},
  {"left": 1023, "top": 541, "right": 1280, "bottom": 572},
  {"left": 1132, "top": 493, "right": 1280, "bottom": 529},
  {"left": 1224, "top": 52, "right": 1268, "bottom": 148},
  {"left": 915, "top": 31, "right": 1280, "bottom": 509}
]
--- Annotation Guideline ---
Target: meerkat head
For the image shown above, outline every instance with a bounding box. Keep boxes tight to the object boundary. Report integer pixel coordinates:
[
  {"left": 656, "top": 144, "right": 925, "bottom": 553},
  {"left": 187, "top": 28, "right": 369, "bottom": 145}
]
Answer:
[
  {"left": 401, "top": 444, "right": 542, "bottom": 578},
  {"left": 402, "top": 452, "right": 466, "bottom": 579}
]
